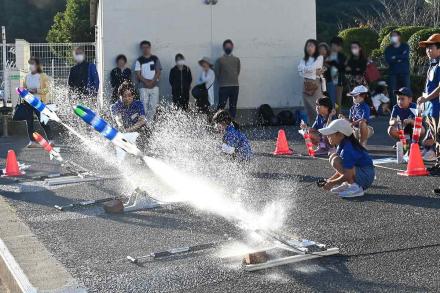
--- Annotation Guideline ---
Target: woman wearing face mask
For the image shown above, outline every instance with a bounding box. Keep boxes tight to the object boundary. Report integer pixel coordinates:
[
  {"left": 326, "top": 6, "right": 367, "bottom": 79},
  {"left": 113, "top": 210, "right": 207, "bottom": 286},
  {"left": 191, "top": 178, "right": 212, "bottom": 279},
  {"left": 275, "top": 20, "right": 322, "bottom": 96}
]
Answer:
[
  {"left": 23, "top": 57, "right": 52, "bottom": 147},
  {"left": 298, "top": 39, "right": 324, "bottom": 123},
  {"left": 110, "top": 54, "right": 132, "bottom": 104},
  {"left": 169, "top": 53, "right": 193, "bottom": 111},
  {"left": 345, "top": 42, "right": 368, "bottom": 88}
]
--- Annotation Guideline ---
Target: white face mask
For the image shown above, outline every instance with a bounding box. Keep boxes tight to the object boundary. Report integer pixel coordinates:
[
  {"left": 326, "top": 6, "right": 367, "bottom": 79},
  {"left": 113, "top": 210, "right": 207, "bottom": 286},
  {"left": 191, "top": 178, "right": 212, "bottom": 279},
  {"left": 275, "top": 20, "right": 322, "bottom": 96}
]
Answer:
[
  {"left": 74, "top": 54, "right": 85, "bottom": 63},
  {"left": 29, "top": 64, "right": 36, "bottom": 72},
  {"left": 351, "top": 48, "right": 360, "bottom": 56},
  {"left": 391, "top": 36, "right": 399, "bottom": 44},
  {"left": 176, "top": 60, "right": 185, "bottom": 66}
]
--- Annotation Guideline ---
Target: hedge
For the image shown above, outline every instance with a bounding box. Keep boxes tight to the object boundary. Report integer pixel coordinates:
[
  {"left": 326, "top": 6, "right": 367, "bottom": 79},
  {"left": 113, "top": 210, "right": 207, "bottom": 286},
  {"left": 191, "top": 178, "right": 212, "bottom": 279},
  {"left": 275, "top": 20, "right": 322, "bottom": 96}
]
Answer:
[
  {"left": 379, "top": 26, "right": 427, "bottom": 52},
  {"left": 408, "top": 28, "right": 440, "bottom": 74},
  {"left": 338, "top": 27, "right": 378, "bottom": 57}
]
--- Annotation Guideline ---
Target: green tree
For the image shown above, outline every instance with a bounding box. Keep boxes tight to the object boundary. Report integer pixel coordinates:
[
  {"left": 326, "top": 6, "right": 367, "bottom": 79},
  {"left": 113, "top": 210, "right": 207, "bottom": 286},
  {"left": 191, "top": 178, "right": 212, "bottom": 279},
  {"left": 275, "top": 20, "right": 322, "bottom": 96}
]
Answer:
[
  {"left": 0, "top": 0, "right": 66, "bottom": 42},
  {"left": 47, "top": 0, "right": 94, "bottom": 43}
]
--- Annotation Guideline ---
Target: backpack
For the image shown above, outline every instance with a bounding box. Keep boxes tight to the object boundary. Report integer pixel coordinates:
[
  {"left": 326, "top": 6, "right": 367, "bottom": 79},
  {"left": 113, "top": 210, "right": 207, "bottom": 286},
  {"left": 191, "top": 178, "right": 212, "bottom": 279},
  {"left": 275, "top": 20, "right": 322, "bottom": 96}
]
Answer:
[
  {"left": 365, "top": 62, "right": 381, "bottom": 83},
  {"left": 277, "top": 110, "right": 296, "bottom": 126},
  {"left": 258, "top": 104, "right": 275, "bottom": 126}
]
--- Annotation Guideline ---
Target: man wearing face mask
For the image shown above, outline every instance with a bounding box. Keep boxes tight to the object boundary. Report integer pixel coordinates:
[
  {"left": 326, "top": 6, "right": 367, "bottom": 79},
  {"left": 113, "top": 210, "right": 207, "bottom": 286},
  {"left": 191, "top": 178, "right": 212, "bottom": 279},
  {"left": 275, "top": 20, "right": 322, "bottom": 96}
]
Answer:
[
  {"left": 169, "top": 53, "right": 193, "bottom": 111},
  {"left": 68, "top": 47, "right": 100, "bottom": 99},
  {"left": 215, "top": 39, "right": 241, "bottom": 118},
  {"left": 385, "top": 31, "right": 410, "bottom": 106}
]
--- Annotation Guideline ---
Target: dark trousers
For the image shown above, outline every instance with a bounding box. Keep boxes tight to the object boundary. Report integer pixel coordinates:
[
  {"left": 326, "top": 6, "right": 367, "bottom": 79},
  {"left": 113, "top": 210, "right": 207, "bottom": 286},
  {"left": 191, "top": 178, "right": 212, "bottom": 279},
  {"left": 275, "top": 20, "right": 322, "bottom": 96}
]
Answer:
[
  {"left": 389, "top": 73, "right": 410, "bottom": 105},
  {"left": 24, "top": 103, "right": 52, "bottom": 142},
  {"left": 217, "top": 86, "right": 239, "bottom": 118},
  {"left": 172, "top": 94, "right": 190, "bottom": 111}
]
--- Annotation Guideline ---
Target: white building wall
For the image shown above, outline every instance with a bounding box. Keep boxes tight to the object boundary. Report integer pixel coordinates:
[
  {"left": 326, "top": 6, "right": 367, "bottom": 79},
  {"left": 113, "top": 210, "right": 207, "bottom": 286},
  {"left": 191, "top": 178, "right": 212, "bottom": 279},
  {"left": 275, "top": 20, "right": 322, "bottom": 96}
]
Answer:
[{"left": 98, "top": 0, "right": 316, "bottom": 111}]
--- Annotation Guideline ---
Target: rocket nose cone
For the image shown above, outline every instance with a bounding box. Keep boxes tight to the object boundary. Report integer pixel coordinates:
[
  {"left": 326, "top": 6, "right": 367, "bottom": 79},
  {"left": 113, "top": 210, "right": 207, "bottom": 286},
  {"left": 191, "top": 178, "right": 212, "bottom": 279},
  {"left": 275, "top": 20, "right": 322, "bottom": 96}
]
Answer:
[
  {"left": 16, "top": 87, "right": 27, "bottom": 97},
  {"left": 32, "top": 132, "right": 43, "bottom": 141}
]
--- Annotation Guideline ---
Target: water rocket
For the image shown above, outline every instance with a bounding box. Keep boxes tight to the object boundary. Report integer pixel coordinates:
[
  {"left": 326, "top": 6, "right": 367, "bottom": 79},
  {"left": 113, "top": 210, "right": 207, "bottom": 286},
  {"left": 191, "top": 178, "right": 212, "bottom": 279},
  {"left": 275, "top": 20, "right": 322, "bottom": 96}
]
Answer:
[
  {"left": 32, "top": 132, "right": 63, "bottom": 162},
  {"left": 74, "top": 105, "right": 142, "bottom": 158},
  {"left": 16, "top": 88, "right": 60, "bottom": 124}
]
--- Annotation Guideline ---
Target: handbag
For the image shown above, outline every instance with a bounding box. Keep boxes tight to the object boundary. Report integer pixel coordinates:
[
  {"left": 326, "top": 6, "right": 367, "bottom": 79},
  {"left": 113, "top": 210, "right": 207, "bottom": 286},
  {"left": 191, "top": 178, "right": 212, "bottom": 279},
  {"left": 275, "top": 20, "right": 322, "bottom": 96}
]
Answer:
[
  {"left": 191, "top": 84, "right": 208, "bottom": 101},
  {"left": 13, "top": 97, "right": 32, "bottom": 121},
  {"left": 303, "top": 79, "right": 318, "bottom": 96}
]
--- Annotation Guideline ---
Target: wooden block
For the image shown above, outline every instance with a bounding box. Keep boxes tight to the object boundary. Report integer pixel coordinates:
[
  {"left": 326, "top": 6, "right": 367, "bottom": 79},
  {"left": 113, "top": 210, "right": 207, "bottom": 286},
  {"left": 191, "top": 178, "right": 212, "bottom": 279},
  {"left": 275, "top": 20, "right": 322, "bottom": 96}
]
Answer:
[
  {"left": 243, "top": 251, "right": 269, "bottom": 265},
  {"left": 103, "top": 199, "right": 124, "bottom": 214}
]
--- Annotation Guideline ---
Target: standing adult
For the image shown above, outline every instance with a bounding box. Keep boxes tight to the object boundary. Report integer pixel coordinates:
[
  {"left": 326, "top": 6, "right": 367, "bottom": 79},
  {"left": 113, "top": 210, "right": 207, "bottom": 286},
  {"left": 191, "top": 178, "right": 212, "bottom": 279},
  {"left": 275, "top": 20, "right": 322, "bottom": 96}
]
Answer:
[
  {"left": 195, "top": 57, "right": 215, "bottom": 114},
  {"left": 319, "top": 42, "right": 334, "bottom": 102},
  {"left": 68, "top": 47, "right": 99, "bottom": 99},
  {"left": 328, "top": 37, "right": 347, "bottom": 112},
  {"left": 215, "top": 39, "right": 241, "bottom": 118},
  {"left": 385, "top": 30, "right": 411, "bottom": 105},
  {"left": 169, "top": 53, "right": 193, "bottom": 111},
  {"left": 135, "top": 40, "right": 162, "bottom": 121},
  {"left": 298, "top": 39, "right": 324, "bottom": 123},
  {"left": 23, "top": 57, "right": 52, "bottom": 147},
  {"left": 110, "top": 54, "right": 132, "bottom": 104},
  {"left": 345, "top": 41, "right": 368, "bottom": 88}
]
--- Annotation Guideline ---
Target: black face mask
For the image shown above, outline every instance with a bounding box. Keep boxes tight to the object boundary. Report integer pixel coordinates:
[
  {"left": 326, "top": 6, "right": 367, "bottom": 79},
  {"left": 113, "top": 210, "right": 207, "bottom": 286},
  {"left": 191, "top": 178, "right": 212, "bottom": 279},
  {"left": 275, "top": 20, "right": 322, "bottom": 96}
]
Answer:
[{"left": 224, "top": 48, "right": 233, "bottom": 55}]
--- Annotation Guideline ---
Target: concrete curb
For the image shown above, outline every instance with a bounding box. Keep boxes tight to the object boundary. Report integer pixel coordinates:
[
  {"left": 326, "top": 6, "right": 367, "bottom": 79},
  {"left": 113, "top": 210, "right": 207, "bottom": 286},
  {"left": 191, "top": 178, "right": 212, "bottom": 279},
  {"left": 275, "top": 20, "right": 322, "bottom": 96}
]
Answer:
[
  {"left": 0, "top": 196, "right": 87, "bottom": 293},
  {"left": 0, "top": 238, "right": 36, "bottom": 293}
]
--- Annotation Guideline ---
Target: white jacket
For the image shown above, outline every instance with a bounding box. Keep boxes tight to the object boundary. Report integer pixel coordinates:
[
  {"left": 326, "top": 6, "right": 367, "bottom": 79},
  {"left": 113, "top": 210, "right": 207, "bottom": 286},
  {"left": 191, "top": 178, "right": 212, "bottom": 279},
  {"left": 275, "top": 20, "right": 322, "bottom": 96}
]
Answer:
[
  {"left": 197, "top": 68, "right": 215, "bottom": 105},
  {"left": 298, "top": 55, "right": 323, "bottom": 80}
]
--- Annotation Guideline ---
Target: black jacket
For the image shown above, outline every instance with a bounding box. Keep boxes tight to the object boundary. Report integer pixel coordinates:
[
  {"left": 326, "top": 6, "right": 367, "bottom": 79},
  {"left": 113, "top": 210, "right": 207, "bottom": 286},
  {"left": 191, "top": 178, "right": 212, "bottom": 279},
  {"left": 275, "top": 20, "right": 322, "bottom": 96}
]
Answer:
[
  {"left": 169, "top": 65, "right": 192, "bottom": 99},
  {"left": 110, "top": 67, "right": 132, "bottom": 101},
  {"left": 324, "top": 52, "right": 346, "bottom": 86},
  {"left": 346, "top": 56, "right": 367, "bottom": 77}
]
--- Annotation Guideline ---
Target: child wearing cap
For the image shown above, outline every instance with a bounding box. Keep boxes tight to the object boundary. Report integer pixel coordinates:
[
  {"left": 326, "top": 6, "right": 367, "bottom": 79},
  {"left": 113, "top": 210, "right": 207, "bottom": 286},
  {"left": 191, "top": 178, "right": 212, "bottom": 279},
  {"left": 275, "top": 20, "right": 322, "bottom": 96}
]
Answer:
[
  {"left": 319, "top": 119, "right": 375, "bottom": 198},
  {"left": 300, "top": 96, "right": 336, "bottom": 155},
  {"left": 212, "top": 110, "right": 252, "bottom": 161},
  {"left": 345, "top": 85, "right": 374, "bottom": 147},
  {"left": 388, "top": 87, "right": 424, "bottom": 145},
  {"left": 417, "top": 34, "right": 440, "bottom": 174}
]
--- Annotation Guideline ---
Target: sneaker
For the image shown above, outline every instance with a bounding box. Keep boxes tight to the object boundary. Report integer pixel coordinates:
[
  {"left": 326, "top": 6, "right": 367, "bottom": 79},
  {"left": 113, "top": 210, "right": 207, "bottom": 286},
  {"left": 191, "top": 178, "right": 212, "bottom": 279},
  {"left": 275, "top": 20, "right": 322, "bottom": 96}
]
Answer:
[
  {"left": 423, "top": 149, "right": 437, "bottom": 162},
  {"left": 330, "top": 182, "right": 350, "bottom": 194},
  {"left": 314, "top": 146, "right": 330, "bottom": 156},
  {"left": 27, "top": 141, "right": 40, "bottom": 148},
  {"left": 338, "top": 183, "right": 365, "bottom": 198},
  {"left": 428, "top": 164, "right": 440, "bottom": 175}
]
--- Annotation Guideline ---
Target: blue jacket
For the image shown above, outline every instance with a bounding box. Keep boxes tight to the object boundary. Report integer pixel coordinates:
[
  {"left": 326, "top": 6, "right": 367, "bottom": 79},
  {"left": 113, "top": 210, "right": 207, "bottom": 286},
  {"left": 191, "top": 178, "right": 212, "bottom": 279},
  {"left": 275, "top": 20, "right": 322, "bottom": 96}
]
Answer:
[
  {"left": 224, "top": 124, "right": 252, "bottom": 161},
  {"left": 87, "top": 63, "right": 100, "bottom": 96},
  {"left": 384, "top": 43, "right": 410, "bottom": 75}
]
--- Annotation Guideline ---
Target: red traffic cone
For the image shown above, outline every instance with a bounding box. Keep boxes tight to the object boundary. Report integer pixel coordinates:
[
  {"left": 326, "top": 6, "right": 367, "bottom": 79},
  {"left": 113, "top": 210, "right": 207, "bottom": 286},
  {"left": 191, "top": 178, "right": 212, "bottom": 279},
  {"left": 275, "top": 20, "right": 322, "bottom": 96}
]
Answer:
[
  {"left": 2, "top": 150, "right": 24, "bottom": 177},
  {"left": 273, "top": 129, "right": 293, "bottom": 155},
  {"left": 398, "top": 143, "right": 429, "bottom": 176}
]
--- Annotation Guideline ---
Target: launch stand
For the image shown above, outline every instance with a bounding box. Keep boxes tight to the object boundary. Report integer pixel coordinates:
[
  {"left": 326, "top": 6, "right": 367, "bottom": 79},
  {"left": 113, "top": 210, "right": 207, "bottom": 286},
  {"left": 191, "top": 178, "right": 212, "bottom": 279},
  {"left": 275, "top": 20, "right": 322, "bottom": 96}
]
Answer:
[{"left": 241, "top": 230, "right": 339, "bottom": 271}]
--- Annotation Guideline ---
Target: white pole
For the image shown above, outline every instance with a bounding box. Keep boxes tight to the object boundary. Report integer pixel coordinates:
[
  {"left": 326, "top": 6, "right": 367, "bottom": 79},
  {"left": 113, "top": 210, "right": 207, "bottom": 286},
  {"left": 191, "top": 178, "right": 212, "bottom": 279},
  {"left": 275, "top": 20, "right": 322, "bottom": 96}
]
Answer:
[
  {"left": 51, "top": 58, "right": 55, "bottom": 79},
  {"left": 2, "top": 26, "right": 8, "bottom": 106}
]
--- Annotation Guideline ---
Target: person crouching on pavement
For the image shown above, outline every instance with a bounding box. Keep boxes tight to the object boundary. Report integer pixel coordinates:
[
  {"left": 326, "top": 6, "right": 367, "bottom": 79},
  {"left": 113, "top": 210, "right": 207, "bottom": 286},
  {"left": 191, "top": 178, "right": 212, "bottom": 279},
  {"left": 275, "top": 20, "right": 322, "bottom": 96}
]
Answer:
[
  {"left": 111, "top": 81, "right": 148, "bottom": 147},
  {"left": 343, "top": 85, "right": 374, "bottom": 148},
  {"left": 388, "top": 87, "right": 425, "bottom": 147},
  {"left": 319, "top": 119, "right": 375, "bottom": 198},
  {"left": 212, "top": 110, "right": 252, "bottom": 161},
  {"left": 300, "top": 96, "right": 336, "bottom": 156}
]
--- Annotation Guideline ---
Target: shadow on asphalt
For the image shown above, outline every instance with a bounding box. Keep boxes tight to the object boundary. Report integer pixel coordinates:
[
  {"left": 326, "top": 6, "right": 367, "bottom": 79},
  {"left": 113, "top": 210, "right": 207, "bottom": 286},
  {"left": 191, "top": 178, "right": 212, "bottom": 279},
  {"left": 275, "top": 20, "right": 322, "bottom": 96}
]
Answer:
[
  {"left": 283, "top": 257, "right": 427, "bottom": 292},
  {"left": 351, "top": 193, "right": 440, "bottom": 209},
  {"left": 250, "top": 172, "right": 322, "bottom": 183}
]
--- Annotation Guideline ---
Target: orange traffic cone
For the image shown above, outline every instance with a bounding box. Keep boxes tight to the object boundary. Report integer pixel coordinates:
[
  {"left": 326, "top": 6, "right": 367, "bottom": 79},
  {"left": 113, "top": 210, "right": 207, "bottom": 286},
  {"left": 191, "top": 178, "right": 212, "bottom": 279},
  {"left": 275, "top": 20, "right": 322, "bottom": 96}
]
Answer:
[
  {"left": 398, "top": 143, "right": 429, "bottom": 176},
  {"left": 2, "top": 150, "right": 24, "bottom": 177},
  {"left": 273, "top": 129, "right": 293, "bottom": 155}
]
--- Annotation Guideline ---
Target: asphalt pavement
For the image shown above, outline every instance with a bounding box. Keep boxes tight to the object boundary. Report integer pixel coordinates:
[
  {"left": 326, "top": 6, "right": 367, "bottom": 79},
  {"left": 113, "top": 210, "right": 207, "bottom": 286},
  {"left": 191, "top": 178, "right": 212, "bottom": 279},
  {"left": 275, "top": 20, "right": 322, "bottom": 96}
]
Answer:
[{"left": 1, "top": 116, "right": 440, "bottom": 292}]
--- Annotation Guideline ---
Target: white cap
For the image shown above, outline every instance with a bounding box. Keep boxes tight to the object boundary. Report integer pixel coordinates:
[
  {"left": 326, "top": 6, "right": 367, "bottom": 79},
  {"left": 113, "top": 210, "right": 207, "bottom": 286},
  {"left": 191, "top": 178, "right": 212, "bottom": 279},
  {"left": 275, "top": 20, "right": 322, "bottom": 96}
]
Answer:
[
  {"left": 347, "top": 85, "right": 369, "bottom": 96},
  {"left": 318, "top": 119, "right": 353, "bottom": 137}
]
